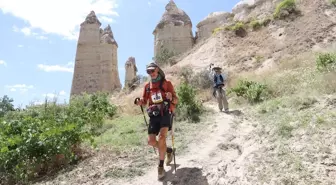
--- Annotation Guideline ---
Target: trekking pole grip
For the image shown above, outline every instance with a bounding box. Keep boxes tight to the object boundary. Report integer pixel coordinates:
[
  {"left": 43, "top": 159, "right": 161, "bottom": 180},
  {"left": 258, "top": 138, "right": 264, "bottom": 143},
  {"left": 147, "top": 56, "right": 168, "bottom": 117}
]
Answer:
[{"left": 134, "top": 97, "right": 140, "bottom": 105}]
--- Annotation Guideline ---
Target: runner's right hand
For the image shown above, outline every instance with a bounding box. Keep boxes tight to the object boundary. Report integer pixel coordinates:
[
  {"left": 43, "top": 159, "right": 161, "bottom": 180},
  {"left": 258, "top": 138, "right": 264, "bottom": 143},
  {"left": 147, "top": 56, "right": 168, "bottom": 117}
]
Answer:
[{"left": 134, "top": 98, "right": 144, "bottom": 106}]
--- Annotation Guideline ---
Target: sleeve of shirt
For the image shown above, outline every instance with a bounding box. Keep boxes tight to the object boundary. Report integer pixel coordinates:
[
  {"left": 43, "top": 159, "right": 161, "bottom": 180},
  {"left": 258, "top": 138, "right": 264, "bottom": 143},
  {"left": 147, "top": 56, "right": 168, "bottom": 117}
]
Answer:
[
  {"left": 167, "top": 81, "right": 178, "bottom": 105},
  {"left": 221, "top": 73, "right": 226, "bottom": 81},
  {"left": 142, "top": 83, "right": 149, "bottom": 105}
]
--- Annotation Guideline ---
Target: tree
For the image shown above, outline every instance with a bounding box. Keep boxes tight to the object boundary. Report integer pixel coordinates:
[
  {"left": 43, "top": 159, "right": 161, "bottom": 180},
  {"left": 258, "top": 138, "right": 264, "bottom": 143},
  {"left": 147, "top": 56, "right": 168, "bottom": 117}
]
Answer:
[{"left": 0, "top": 95, "right": 15, "bottom": 117}]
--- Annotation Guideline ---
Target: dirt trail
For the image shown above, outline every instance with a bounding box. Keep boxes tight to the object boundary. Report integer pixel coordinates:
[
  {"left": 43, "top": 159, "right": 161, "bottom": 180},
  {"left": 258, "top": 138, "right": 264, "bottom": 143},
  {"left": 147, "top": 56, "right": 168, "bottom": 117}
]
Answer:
[{"left": 104, "top": 103, "right": 259, "bottom": 185}]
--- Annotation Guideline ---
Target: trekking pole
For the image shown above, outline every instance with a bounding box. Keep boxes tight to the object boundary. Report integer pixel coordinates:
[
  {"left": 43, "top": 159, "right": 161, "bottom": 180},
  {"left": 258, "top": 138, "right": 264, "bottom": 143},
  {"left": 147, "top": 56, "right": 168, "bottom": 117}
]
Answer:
[
  {"left": 134, "top": 98, "right": 148, "bottom": 127},
  {"left": 171, "top": 113, "right": 177, "bottom": 173},
  {"left": 134, "top": 98, "right": 156, "bottom": 154},
  {"left": 167, "top": 100, "right": 177, "bottom": 173}
]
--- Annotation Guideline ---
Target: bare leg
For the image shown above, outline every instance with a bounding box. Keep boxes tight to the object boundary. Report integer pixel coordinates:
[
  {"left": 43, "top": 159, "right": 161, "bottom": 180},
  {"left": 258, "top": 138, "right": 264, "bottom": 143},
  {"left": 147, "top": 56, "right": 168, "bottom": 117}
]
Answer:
[
  {"left": 158, "top": 127, "right": 169, "bottom": 160},
  {"left": 148, "top": 134, "right": 158, "bottom": 148}
]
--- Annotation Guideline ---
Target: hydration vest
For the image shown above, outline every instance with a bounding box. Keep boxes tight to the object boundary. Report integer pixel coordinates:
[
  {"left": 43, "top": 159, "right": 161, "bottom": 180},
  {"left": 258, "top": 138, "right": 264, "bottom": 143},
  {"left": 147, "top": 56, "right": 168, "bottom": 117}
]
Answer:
[
  {"left": 214, "top": 74, "right": 224, "bottom": 86},
  {"left": 145, "top": 79, "right": 169, "bottom": 116}
]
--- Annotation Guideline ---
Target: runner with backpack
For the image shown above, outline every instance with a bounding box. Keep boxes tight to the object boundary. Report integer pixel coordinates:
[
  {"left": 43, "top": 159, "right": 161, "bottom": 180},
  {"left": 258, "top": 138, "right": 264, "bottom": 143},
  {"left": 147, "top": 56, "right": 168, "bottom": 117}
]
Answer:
[
  {"left": 134, "top": 62, "right": 178, "bottom": 180},
  {"left": 211, "top": 66, "right": 229, "bottom": 113}
]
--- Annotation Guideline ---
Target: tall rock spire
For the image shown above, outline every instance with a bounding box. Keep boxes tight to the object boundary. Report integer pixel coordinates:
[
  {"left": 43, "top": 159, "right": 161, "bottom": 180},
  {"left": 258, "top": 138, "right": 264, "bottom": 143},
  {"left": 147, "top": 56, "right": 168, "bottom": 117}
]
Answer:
[{"left": 71, "top": 11, "right": 121, "bottom": 96}]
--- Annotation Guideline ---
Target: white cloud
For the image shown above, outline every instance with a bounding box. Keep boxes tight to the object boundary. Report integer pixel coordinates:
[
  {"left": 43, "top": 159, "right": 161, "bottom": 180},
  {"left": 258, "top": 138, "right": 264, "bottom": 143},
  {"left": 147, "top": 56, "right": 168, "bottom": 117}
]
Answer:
[
  {"left": 5, "top": 84, "right": 34, "bottom": 93},
  {"left": 100, "top": 16, "right": 114, "bottom": 23},
  {"left": 148, "top": 1, "right": 152, "bottom": 6},
  {"left": 1, "top": 0, "right": 119, "bottom": 40},
  {"left": 13, "top": 25, "right": 48, "bottom": 40},
  {"left": 0, "top": 60, "right": 6, "bottom": 66},
  {"left": 32, "top": 101, "right": 44, "bottom": 105},
  {"left": 37, "top": 35, "right": 47, "bottom": 40},
  {"left": 42, "top": 90, "right": 67, "bottom": 101},
  {"left": 21, "top": 27, "right": 32, "bottom": 36},
  {"left": 43, "top": 93, "right": 57, "bottom": 99},
  {"left": 59, "top": 90, "right": 66, "bottom": 96},
  {"left": 18, "top": 44, "right": 24, "bottom": 47},
  {"left": 37, "top": 62, "right": 74, "bottom": 73}
]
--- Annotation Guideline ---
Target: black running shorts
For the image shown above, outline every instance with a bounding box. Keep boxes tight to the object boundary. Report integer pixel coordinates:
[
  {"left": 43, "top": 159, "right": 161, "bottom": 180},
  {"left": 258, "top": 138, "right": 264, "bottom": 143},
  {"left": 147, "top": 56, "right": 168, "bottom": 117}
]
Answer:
[{"left": 148, "top": 112, "right": 172, "bottom": 135}]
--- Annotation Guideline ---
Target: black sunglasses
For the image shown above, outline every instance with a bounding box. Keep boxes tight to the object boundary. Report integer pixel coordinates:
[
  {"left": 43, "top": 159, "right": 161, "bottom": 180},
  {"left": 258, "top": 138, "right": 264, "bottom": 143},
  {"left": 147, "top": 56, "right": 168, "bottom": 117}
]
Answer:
[{"left": 146, "top": 69, "right": 155, "bottom": 74}]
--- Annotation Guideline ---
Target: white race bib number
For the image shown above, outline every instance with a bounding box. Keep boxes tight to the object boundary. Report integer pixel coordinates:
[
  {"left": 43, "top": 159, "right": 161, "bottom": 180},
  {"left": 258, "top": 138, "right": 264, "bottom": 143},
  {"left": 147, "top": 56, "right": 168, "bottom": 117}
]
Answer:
[{"left": 151, "top": 92, "right": 163, "bottom": 104}]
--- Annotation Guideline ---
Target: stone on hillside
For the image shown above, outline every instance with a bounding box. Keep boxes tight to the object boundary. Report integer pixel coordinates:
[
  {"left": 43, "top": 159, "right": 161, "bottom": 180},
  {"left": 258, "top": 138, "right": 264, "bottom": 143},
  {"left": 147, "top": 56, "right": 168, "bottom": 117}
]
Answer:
[
  {"left": 232, "top": 0, "right": 280, "bottom": 22},
  {"left": 153, "top": 0, "right": 194, "bottom": 58},
  {"left": 196, "top": 12, "right": 233, "bottom": 42}
]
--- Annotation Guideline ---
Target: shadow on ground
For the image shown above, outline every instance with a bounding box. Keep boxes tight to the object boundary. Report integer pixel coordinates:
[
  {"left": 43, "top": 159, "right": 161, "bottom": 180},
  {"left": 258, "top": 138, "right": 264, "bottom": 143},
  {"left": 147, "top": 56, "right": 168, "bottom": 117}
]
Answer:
[
  {"left": 161, "top": 164, "right": 209, "bottom": 185},
  {"left": 223, "top": 109, "right": 243, "bottom": 116}
]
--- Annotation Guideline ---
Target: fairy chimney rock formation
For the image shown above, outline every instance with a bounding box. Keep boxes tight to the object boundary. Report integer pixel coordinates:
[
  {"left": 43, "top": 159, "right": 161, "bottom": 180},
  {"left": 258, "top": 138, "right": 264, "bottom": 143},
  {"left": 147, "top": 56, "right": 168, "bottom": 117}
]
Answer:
[
  {"left": 196, "top": 12, "right": 233, "bottom": 43},
  {"left": 124, "top": 57, "right": 138, "bottom": 87},
  {"left": 70, "top": 11, "right": 121, "bottom": 96},
  {"left": 153, "top": 0, "right": 194, "bottom": 57}
]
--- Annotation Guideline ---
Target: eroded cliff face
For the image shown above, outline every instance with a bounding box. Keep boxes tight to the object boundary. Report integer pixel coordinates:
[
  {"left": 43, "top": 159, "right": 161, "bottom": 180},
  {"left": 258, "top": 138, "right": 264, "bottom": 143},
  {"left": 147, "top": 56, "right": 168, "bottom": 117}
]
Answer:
[
  {"left": 153, "top": 0, "right": 194, "bottom": 57},
  {"left": 70, "top": 11, "right": 121, "bottom": 96}
]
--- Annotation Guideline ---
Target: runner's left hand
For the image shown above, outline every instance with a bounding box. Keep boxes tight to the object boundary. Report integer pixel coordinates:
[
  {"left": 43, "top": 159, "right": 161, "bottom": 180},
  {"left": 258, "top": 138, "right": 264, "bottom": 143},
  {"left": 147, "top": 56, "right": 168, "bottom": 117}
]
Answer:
[{"left": 166, "top": 92, "right": 172, "bottom": 101}]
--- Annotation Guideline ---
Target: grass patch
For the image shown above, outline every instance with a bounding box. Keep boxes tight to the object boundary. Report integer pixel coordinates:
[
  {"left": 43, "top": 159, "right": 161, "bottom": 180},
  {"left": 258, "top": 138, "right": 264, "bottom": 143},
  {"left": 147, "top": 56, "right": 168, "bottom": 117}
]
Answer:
[
  {"left": 232, "top": 52, "right": 336, "bottom": 139},
  {"left": 225, "top": 22, "right": 245, "bottom": 31},
  {"left": 273, "top": 0, "right": 298, "bottom": 19},
  {"left": 95, "top": 115, "right": 147, "bottom": 152},
  {"left": 212, "top": 27, "right": 225, "bottom": 35},
  {"left": 105, "top": 166, "right": 145, "bottom": 178},
  {"left": 251, "top": 95, "right": 336, "bottom": 140},
  {"left": 316, "top": 52, "right": 336, "bottom": 72},
  {"left": 250, "top": 19, "right": 262, "bottom": 31}
]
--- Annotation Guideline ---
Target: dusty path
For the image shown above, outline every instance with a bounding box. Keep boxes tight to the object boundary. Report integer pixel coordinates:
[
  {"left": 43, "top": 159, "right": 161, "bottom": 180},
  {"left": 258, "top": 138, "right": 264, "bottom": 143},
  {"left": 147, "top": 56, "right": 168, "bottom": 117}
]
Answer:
[{"left": 104, "top": 104, "right": 259, "bottom": 185}]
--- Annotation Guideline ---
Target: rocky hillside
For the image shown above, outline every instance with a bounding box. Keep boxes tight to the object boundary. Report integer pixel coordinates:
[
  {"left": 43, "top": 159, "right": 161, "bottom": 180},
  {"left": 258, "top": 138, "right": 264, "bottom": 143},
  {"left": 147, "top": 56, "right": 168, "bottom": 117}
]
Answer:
[{"left": 170, "top": 0, "right": 336, "bottom": 74}]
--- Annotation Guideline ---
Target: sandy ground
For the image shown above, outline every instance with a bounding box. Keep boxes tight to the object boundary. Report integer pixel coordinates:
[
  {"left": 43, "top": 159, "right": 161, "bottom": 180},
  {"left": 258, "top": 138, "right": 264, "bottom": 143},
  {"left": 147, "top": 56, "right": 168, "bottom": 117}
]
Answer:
[{"left": 105, "top": 103, "right": 259, "bottom": 185}]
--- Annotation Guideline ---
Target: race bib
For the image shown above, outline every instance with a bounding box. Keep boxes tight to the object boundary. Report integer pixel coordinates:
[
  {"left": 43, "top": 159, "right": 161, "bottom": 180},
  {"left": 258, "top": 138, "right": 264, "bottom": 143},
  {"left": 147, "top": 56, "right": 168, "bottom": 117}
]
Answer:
[{"left": 151, "top": 92, "right": 163, "bottom": 104}]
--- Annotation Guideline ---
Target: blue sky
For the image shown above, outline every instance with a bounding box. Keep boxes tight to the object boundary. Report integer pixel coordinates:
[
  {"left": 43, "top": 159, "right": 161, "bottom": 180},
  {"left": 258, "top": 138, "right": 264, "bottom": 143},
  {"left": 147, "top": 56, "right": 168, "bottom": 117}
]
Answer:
[{"left": 0, "top": 0, "right": 240, "bottom": 107}]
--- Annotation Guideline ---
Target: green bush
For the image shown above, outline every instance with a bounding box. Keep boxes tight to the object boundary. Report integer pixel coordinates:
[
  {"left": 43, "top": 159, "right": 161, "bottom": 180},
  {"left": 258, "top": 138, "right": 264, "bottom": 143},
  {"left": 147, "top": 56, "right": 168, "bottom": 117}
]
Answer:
[
  {"left": 191, "top": 69, "right": 213, "bottom": 89},
  {"left": 155, "top": 48, "right": 175, "bottom": 66},
  {"left": 176, "top": 83, "right": 204, "bottom": 123},
  {"left": 273, "top": 0, "right": 297, "bottom": 19},
  {"left": 179, "top": 68, "right": 213, "bottom": 89},
  {"left": 250, "top": 20, "right": 262, "bottom": 31},
  {"left": 226, "top": 22, "right": 245, "bottom": 31},
  {"left": 228, "top": 79, "right": 270, "bottom": 104},
  {"left": 330, "top": 0, "right": 336, "bottom": 6},
  {"left": 316, "top": 52, "right": 336, "bottom": 72},
  {"left": 178, "top": 67, "right": 193, "bottom": 83},
  {"left": 0, "top": 95, "right": 15, "bottom": 117},
  {"left": 0, "top": 92, "right": 116, "bottom": 184}
]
